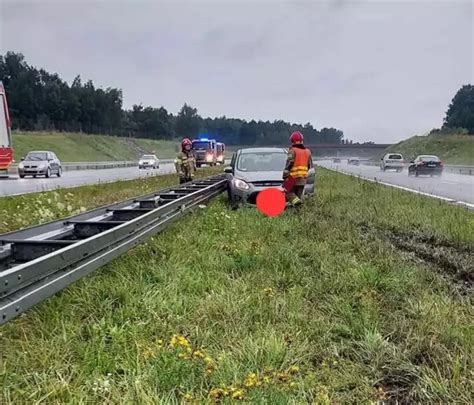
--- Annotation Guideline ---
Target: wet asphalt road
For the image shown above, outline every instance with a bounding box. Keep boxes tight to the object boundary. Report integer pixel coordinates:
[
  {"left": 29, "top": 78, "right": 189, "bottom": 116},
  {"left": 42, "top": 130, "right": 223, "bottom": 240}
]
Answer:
[
  {"left": 0, "top": 163, "right": 176, "bottom": 197},
  {"left": 317, "top": 160, "right": 474, "bottom": 205}
]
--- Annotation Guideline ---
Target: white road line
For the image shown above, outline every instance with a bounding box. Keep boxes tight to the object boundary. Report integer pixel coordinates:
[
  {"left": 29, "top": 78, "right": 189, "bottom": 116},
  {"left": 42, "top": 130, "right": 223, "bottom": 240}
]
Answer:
[{"left": 323, "top": 166, "right": 474, "bottom": 210}]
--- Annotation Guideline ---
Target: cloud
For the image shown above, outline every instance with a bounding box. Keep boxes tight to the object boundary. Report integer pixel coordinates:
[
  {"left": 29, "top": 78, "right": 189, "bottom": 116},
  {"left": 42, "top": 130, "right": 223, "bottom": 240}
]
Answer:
[{"left": 0, "top": 0, "right": 472, "bottom": 142}]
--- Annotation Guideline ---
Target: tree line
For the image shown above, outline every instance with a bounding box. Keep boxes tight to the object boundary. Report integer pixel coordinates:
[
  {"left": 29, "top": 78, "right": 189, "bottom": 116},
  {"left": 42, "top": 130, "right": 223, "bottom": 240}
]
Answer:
[{"left": 0, "top": 52, "right": 344, "bottom": 145}]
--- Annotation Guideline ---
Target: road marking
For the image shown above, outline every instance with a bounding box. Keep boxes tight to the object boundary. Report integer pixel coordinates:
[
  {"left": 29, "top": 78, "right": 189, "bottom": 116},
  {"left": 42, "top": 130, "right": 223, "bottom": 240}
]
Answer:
[{"left": 321, "top": 165, "right": 474, "bottom": 210}]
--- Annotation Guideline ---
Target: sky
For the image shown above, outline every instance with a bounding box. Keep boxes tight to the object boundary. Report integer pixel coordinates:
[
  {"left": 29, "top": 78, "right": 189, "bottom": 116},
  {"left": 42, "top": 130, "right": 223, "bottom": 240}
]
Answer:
[{"left": 0, "top": 0, "right": 472, "bottom": 143}]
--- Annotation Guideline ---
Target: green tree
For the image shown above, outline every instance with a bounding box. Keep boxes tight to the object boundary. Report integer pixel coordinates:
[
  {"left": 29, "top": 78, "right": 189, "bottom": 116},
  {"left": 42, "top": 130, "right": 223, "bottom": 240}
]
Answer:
[
  {"left": 444, "top": 85, "right": 474, "bottom": 134},
  {"left": 175, "top": 103, "right": 202, "bottom": 139}
]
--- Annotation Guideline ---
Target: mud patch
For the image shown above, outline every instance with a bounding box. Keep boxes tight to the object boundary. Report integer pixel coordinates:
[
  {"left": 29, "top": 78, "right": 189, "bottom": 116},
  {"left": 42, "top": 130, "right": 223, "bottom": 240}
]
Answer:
[{"left": 360, "top": 223, "right": 473, "bottom": 296}]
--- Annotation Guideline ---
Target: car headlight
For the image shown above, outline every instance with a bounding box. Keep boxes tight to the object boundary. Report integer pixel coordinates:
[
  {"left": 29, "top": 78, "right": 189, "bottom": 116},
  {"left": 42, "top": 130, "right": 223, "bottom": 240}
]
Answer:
[
  {"left": 206, "top": 154, "right": 213, "bottom": 162},
  {"left": 234, "top": 178, "right": 250, "bottom": 191},
  {"left": 18, "top": 163, "right": 24, "bottom": 169}
]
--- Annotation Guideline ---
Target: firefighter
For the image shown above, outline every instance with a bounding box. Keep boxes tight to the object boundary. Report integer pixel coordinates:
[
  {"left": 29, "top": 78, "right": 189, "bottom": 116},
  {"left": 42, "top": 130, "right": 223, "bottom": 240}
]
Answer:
[
  {"left": 175, "top": 138, "right": 196, "bottom": 184},
  {"left": 283, "top": 131, "right": 312, "bottom": 207}
]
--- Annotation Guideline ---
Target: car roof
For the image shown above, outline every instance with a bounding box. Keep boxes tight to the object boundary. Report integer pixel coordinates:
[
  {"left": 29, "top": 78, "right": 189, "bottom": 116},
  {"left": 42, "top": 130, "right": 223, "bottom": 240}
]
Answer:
[
  {"left": 417, "top": 155, "right": 439, "bottom": 158},
  {"left": 27, "top": 150, "right": 54, "bottom": 154},
  {"left": 236, "top": 147, "right": 287, "bottom": 154}
]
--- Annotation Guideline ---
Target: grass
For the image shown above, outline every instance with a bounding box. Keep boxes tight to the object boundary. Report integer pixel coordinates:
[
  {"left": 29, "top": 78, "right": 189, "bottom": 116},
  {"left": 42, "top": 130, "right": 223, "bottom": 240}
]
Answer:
[
  {"left": 0, "top": 168, "right": 473, "bottom": 403},
  {"left": 386, "top": 134, "right": 474, "bottom": 165},
  {"left": 11, "top": 131, "right": 180, "bottom": 162}
]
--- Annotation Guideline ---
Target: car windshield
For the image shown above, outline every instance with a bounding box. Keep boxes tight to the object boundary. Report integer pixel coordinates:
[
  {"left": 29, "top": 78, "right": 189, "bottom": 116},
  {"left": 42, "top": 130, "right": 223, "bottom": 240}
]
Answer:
[
  {"left": 25, "top": 152, "right": 47, "bottom": 161},
  {"left": 237, "top": 152, "right": 287, "bottom": 172},
  {"left": 388, "top": 154, "right": 402, "bottom": 159},
  {"left": 141, "top": 155, "right": 155, "bottom": 159},
  {"left": 419, "top": 156, "right": 439, "bottom": 162},
  {"left": 192, "top": 141, "right": 211, "bottom": 150}
]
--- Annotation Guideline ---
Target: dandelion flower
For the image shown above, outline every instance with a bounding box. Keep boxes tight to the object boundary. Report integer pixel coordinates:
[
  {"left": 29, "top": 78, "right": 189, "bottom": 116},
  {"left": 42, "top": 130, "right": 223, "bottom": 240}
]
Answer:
[{"left": 231, "top": 389, "right": 245, "bottom": 400}]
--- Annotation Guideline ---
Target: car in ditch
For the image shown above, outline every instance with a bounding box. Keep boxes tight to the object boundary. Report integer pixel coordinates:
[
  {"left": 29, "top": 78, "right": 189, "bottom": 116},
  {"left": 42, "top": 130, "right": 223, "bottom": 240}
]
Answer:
[
  {"left": 408, "top": 155, "right": 444, "bottom": 177},
  {"left": 18, "top": 151, "right": 62, "bottom": 178},
  {"left": 225, "top": 147, "right": 315, "bottom": 209},
  {"left": 380, "top": 153, "right": 404, "bottom": 172},
  {"left": 138, "top": 154, "right": 160, "bottom": 169}
]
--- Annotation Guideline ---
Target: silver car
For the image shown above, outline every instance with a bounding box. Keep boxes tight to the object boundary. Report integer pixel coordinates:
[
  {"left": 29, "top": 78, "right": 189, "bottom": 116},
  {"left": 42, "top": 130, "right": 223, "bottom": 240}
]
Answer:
[
  {"left": 225, "top": 147, "right": 315, "bottom": 208},
  {"left": 18, "top": 151, "right": 62, "bottom": 178},
  {"left": 138, "top": 154, "right": 160, "bottom": 169}
]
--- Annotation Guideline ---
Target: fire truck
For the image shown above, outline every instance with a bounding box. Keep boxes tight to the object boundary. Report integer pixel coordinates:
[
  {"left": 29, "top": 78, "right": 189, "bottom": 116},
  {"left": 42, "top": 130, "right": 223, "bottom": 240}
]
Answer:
[
  {"left": 0, "top": 81, "right": 13, "bottom": 178},
  {"left": 216, "top": 142, "right": 225, "bottom": 165},
  {"left": 192, "top": 138, "right": 217, "bottom": 167}
]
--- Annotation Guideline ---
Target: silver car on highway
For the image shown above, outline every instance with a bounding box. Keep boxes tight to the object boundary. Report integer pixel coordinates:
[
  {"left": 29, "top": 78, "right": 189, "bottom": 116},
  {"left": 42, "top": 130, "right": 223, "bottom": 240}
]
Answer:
[
  {"left": 18, "top": 150, "right": 62, "bottom": 178},
  {"left": 225, "top": 147, "right": 315, "bottom": 208}
]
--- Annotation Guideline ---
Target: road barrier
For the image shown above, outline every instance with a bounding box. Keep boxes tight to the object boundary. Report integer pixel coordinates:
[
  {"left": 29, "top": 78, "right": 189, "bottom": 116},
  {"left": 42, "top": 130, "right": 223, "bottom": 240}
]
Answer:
[
  {"left": 348, "top": 160, "right": 474, "bottom": 176},
  {"left": 0, "top": 174, "right": 226, "bottom": 324}
]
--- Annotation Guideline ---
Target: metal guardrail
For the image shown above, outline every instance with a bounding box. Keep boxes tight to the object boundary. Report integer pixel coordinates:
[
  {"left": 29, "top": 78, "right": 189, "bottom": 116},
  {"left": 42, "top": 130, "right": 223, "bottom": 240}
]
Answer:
[{"left": 0, "top": 175, "right": 226, "bottom": 324}]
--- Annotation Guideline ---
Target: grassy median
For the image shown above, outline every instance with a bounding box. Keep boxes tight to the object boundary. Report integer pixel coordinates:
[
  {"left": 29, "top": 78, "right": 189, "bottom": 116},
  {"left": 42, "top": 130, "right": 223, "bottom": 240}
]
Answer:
[{"left": 1, "top": 169, "right": 472, "bottom": 403}]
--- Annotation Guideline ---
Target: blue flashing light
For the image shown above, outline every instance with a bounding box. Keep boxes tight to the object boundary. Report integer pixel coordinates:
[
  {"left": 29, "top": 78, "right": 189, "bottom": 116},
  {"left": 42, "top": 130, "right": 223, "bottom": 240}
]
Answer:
[{"left": 200, "top": 138, "right": 208, "bottom": 141}]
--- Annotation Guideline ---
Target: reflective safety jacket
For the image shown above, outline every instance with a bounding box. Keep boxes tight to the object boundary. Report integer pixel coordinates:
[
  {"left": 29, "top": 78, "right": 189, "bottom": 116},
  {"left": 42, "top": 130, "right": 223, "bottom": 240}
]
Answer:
[
  {"left": 284, "top": 145, "right": 312, "bottom": 179},
  {"left": 175, "top": 150, "right": 196, "bottom": 178}
]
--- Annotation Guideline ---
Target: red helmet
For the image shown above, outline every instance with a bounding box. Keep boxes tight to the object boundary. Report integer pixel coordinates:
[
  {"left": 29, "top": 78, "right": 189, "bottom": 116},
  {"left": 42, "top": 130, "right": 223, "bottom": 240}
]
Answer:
[
  {"left": 181, "top": 138, "right": 192, "bottom": 149},
  {"left": 290, "top": 131, "right": 304, "bottom": 144}
]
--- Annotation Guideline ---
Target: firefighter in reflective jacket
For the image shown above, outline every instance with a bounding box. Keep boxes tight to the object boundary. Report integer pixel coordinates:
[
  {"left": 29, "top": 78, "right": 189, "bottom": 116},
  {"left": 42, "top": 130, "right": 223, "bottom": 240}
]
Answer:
[
  {"left": 175, "top": 138, "right": 196, "bottom": 184},
  {"left": 283, "top": 131, "right": 312, "bottom": 206}
]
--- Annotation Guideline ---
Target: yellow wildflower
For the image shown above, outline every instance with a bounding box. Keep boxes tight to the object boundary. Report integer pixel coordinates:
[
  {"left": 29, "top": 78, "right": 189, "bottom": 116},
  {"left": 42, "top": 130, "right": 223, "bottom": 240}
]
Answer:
[
  {"left": 263, "top": 287, "right": 276, "bottom": 297},
  {"left": 170, "top": 334, "right": 191, "bottom": 348},
  {"left": 182, "top": 393, "right": 194, "bottom": 402},
  {"left": 288, "top": 365, "right": 300, "bottom": 374},
  {"left": 244, "top": 372, "right": 259, "bottom": 388},
  {"left": 209, "top": 388, "right": 226, "bottom": 401},
  {"left": 289, "top": 381, "right": 298, "bottom": 389},
  {"left": 231, "top": 389, "right": 245, "bottom": 400},
  {"left": 193, "top": 350, "right": 205, "bottom": 359}
]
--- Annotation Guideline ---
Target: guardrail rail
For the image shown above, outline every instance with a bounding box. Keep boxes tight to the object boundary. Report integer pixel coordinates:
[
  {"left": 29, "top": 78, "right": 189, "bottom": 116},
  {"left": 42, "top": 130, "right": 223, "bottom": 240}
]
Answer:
[{"left": 0, "top": 174, "right": 226, "bottom": 324}]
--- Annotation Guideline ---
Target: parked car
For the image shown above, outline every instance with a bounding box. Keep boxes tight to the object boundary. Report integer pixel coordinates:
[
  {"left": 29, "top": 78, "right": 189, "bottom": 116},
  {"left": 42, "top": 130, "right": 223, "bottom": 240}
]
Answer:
[
  {"left": 408, "top": 155, "right": 443, "bottom": 177},
  {"left": 225, "top": 147, "right": 315, "bottom": 209},
  {"left": 18, "top": 151, "right": 62, "bottom": 178},
  {"left": 380, "top": 153, "right": 404, "bottom": 172},
  {"left": 332, "top": 157, "right": 341, "bottom": 163},
  {"left": 138, "top": 154, "right": 159, "bottom": 169},
  {"left": 347, "top": 157, "right": 360, "bottom": 165}
]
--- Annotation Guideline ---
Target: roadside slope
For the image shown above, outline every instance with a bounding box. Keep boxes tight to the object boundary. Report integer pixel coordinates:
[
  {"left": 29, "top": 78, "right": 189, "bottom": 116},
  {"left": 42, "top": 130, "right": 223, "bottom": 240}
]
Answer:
[
  {"left": 386, "top": 134, "right": 474, "bottom": 165},
  {"left": 12, "top": 132, "right": 178, "bottom": 161},
  {"left": 1, "top": 168, "right": 472, "bottom": 403}
]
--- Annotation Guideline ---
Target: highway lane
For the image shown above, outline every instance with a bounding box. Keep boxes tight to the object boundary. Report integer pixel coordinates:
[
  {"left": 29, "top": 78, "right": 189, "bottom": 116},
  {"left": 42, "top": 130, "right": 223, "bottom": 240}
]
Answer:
[
  {"left": 0, "top": 163, "right": 176, "bottom": 197},
  {"left": 317, "top": 160, "right": 474, "bottom": 205}
]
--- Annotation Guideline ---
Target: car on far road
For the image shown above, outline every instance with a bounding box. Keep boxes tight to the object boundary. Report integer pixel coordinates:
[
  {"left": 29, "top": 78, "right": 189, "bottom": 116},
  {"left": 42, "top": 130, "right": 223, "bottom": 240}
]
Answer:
[
  {"left": 225, "top": 147, "right": 315, "bottom": 209},
  {"left": 138, "top": 154, "right": 160, "bottom": 169},
  {"left": 348, "top": 157, "right": 360, "bottom": 165},
  {"left": 380, "top": 153, "right": 404, "bottom": 172},
  {"left": 333, "top": 157, "right": 341, "bottom": 163},
  {"left": 18, "top": 151, "right": 62, "bottom": 178},
  {"left": 408, "top": 155, "right": 443, "bottom": 177}
]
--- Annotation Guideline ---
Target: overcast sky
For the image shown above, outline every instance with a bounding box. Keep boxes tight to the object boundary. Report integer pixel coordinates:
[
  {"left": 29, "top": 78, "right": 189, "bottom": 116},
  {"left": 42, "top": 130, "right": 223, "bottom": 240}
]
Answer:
[{"left": 1, "top": 0, "right": 472, "bottom": 142}]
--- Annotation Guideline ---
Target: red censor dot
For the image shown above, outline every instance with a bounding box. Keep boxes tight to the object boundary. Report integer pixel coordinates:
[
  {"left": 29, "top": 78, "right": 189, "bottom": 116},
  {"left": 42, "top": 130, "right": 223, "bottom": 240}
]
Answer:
[{"left": 256, "top": 188, "right": 286, "bottom": 217}]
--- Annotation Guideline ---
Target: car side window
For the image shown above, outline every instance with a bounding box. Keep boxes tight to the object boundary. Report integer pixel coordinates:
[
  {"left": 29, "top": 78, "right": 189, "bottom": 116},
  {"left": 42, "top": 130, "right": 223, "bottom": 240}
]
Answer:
[
  {"left": 230, "top": 152, "right": 237, "bottom": 168},
  {"left": 47, "top": 153, "right": 52, "bottom": 160}
]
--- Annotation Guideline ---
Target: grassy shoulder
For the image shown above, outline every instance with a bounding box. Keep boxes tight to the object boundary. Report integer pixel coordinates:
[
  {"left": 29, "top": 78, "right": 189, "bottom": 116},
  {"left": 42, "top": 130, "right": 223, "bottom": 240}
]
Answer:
[
  {"left": 12, "top": 131, "right": 179, "bottom": 162},
  {"left": 386, "top": 134, "right": 474, "bottom": 165},
  {"left": 0, "top": 169, "right": 472, "bottom": 403}
]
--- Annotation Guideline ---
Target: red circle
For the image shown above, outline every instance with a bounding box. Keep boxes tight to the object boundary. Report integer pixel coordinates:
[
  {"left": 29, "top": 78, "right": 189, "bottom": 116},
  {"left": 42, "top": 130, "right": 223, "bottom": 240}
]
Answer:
[{"left": 256, "top": 188, "right": 286, "bottom": 217}]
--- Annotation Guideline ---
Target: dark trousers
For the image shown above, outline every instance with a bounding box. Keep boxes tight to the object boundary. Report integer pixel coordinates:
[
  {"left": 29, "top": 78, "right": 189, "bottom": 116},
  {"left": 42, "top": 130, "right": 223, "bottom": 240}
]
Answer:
[
  {"left": 179, "top": 176, "right": 193, "bottom": 184},
  {"left": 286, "top": 185, "right": 305, "bottom": 205}
]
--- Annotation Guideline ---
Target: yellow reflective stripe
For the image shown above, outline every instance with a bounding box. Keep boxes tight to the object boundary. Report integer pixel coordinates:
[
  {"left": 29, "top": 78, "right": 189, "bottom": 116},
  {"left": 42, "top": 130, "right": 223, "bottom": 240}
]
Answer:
[{"left": 290, "top": 165, "right": 308, "bottom": 177}]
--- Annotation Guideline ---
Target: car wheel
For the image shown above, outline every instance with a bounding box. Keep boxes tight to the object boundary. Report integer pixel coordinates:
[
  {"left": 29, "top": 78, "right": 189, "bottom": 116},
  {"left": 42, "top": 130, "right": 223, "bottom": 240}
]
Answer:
[
  {"left": 57, "top": 167, "right": 62, "bottom": 177},
  {"left": 33, "top": 175, "right": 37, "bottom": 178},
  {"left": 19, "top": 174, "right": 25, "bottom": 178},
  {"left": 45, "top": 167, "right": 51, "bottom": 178},
  {"left": 415, "top": 170, "right": 419, "bottom": 177}
]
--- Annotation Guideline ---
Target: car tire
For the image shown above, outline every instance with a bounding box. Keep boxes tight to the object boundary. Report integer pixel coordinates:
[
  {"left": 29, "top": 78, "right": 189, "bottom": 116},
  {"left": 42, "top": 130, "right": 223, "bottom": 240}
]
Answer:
[
  {"left": 33, "top": 175, "right": 36, "bottom": 178},
  {"left": 57, "top": 167, "right": 62, "bottom": 177},
  {"left": 415, "top": 170, "right": 419, "bottom": 177},
  {"left": 19, "top": 174, "right": 25, "bottom": 178},
  {"left": 45, "top": 167, "right": 51, "bottom": 178}
]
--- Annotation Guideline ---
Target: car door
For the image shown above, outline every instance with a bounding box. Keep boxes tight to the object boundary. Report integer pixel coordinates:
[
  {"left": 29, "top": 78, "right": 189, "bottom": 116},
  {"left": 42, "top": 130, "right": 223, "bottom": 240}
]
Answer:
[{"left": 50, "top": 153, "right": 60, "bottom": 173}]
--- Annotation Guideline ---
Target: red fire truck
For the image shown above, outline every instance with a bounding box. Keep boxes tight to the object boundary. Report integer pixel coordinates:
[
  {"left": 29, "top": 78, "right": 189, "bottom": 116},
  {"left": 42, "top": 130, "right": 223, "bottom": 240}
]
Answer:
[
  {"left": 216, "top": 142, "right": 225, "bottom": 165},
  {"left": 192, "top": 138, "right": 217, "bottom": 167},
  {"left": 0, "top": 81, "right": 13, "bottom": 177}
]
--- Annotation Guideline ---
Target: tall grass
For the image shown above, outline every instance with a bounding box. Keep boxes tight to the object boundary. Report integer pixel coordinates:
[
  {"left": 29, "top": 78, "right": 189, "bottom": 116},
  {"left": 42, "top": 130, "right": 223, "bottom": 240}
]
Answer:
[{"left": 0, "top": 168, "right": 472, "bottom": 403}]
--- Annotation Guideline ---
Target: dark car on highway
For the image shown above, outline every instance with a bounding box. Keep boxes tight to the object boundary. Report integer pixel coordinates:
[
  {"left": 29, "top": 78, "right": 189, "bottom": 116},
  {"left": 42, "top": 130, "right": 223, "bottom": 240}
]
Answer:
[{"left": 408, "top": 155, "right": 443, "bottom": 177}]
